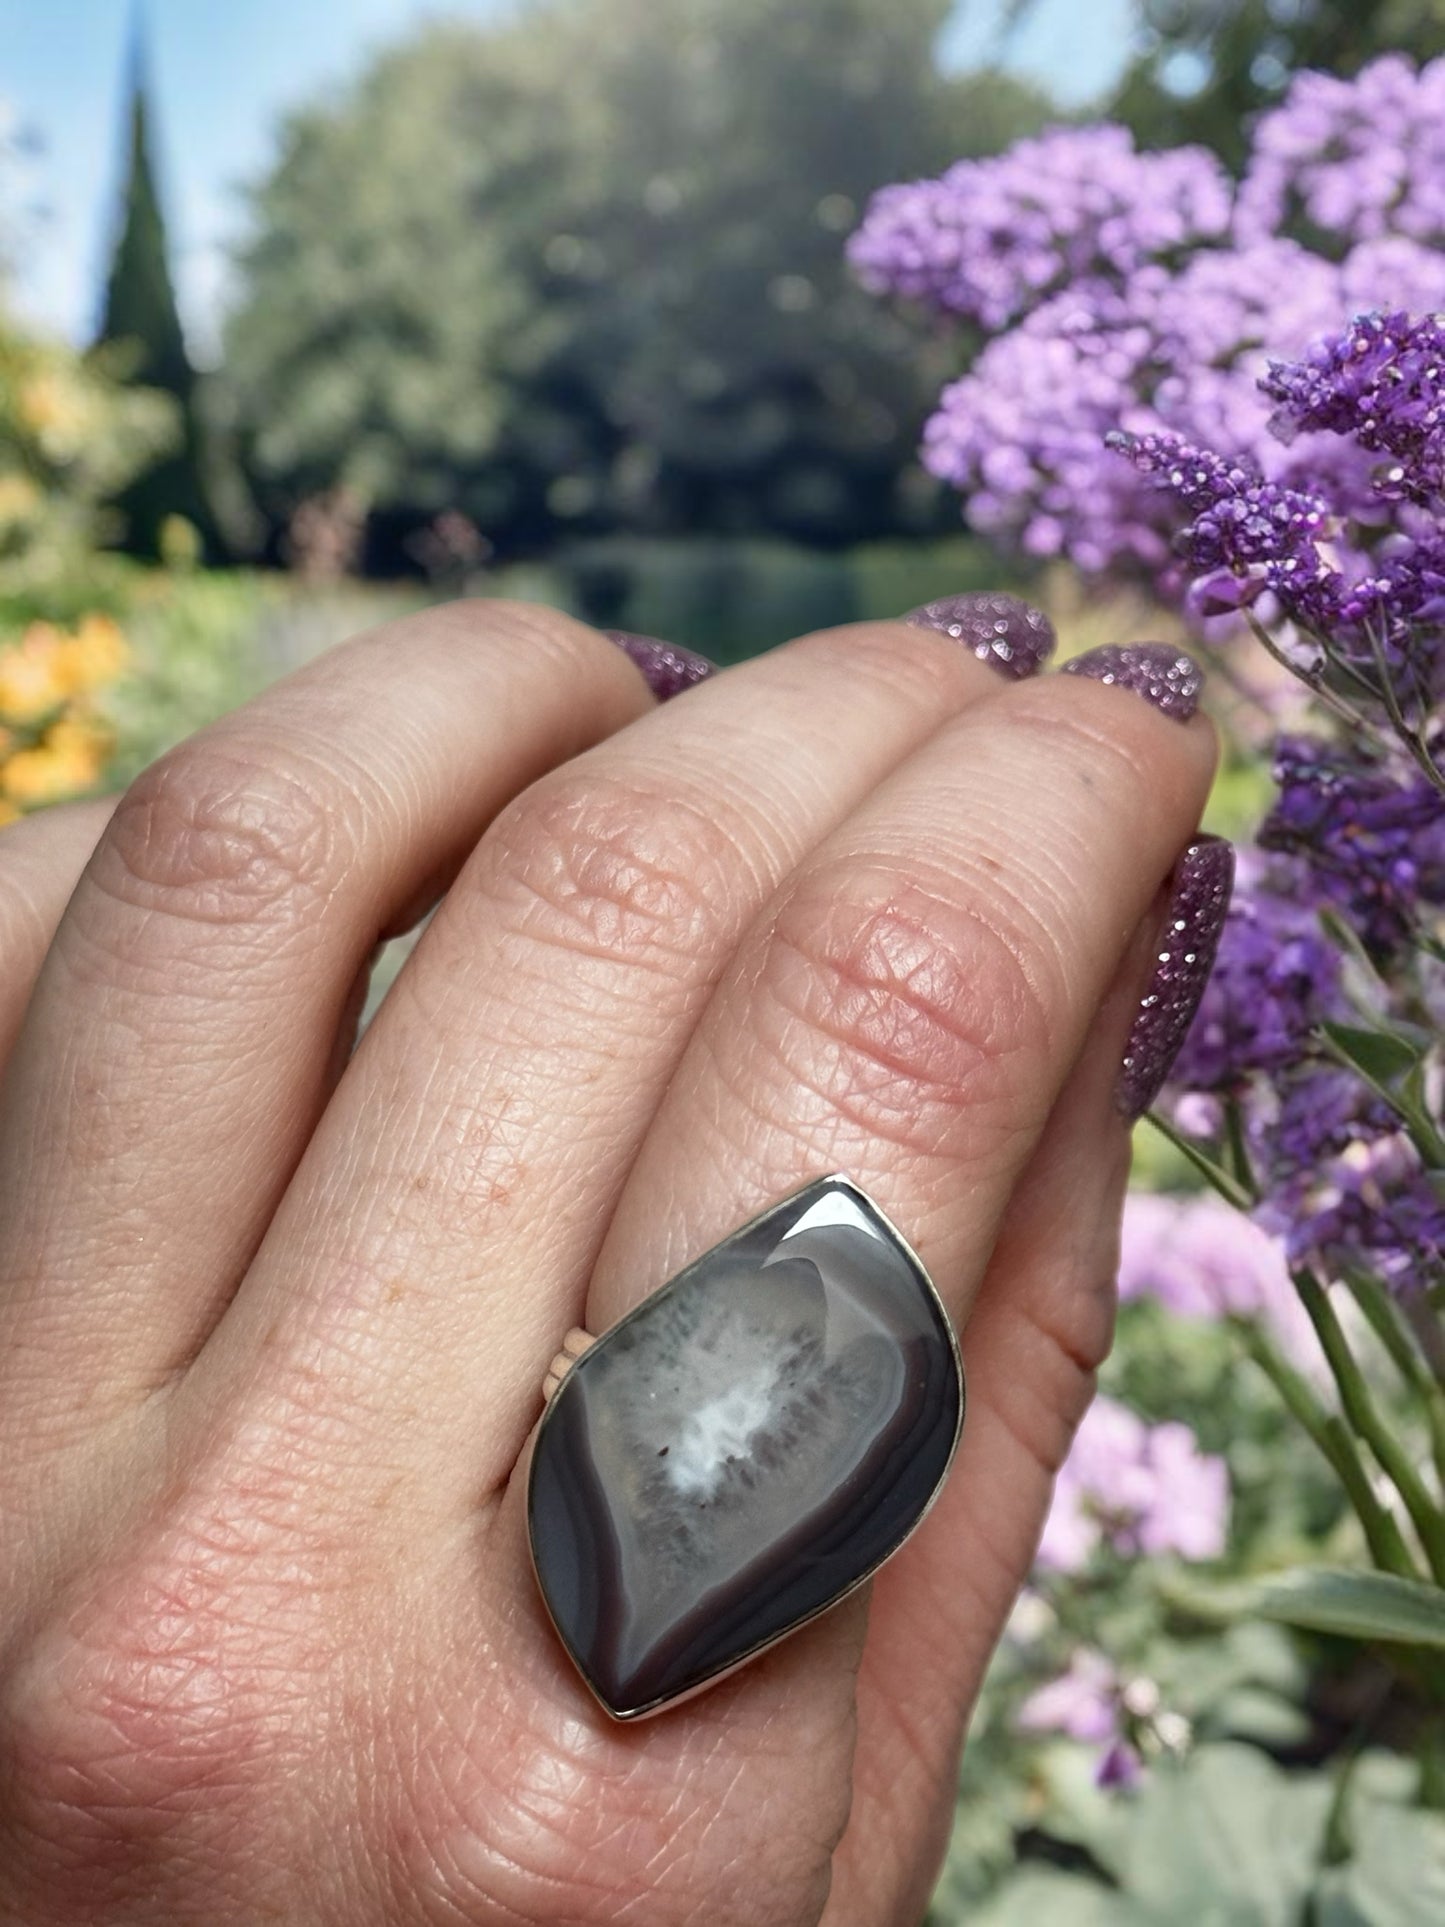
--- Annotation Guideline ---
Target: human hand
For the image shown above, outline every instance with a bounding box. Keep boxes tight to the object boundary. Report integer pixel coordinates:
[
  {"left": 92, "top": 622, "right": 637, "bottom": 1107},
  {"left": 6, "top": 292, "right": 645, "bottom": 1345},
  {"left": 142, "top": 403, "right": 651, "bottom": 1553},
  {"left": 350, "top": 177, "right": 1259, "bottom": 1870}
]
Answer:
[{"left": 0, "top": 598, "right": 1223, "bottom": 1924}]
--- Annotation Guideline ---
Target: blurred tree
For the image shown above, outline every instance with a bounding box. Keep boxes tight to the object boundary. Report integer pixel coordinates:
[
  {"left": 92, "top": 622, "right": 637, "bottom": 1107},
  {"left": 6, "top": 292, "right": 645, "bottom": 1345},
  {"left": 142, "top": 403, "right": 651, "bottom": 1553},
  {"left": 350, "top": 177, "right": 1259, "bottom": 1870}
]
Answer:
[
  {"left": 220, "top": 0, "right": 1051, "bottom": 564},
  {"left": 1063, "top": 0, "right": 1445, "bottom": 166},
  {"left": 94, "top": 37, "right": 218, "bottom": 558}
]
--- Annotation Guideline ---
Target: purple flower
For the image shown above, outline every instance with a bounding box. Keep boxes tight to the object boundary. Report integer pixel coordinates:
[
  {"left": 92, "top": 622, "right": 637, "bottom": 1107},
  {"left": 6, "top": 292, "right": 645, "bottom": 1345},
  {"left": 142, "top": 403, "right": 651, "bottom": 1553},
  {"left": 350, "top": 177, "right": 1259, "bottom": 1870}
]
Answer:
[
  {"left": 1261, "top": 736, "right": 1445, "bottom": 952},
  {"left": 1113, "top": 406, "right": 1445, "bottom": 701},
  {"left": 1168, "top": 861, "right": 1344, "bottom": 1092},
  {"left": 1263, "top": 311, "right": 1445, "bottom": 508},
  {"left": 849, "top": 126, "right": 1232, "bottom": 330},
  {"left": 1096, "top": 1739, "right": 1146, "bottom": 1790},
  {"left": 856, "top": 61, "right": 1445, "bottom": 609},
  {"left": 1016, "top": 1649, "right": 1149, "bottom": 1790},
  {"left": 922, "top": 283, "right": 1173, "bottom": 576},
  {"left": 1236, "top": 56, "right": 1445, "bottom": 251},
  {"left": 1037, "top": 1396, "right": 1230, "bottom": 1573},
  {"left": 1253, "top": 1070, "right": 1445, "bottom": 1290},
  {"left": 1113, "top": 427, "right": 1340, "bottom": 619}
]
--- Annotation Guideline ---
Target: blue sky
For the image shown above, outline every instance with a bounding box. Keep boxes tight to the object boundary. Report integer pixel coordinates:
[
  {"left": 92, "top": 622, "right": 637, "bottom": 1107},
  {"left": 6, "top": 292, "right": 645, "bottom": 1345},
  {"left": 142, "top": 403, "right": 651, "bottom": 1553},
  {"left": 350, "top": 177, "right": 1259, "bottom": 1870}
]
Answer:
[{"left": 1, "top": 0, "right": 1133, "bottom": 354}]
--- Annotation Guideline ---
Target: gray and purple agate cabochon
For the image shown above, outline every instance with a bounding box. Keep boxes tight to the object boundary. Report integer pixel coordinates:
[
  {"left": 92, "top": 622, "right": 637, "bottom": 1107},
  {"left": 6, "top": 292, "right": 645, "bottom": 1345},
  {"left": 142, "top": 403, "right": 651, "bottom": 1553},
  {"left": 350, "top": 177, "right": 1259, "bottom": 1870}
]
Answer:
[{"left": 528, "top": 1176, "right": 963, "bottom": 1719}]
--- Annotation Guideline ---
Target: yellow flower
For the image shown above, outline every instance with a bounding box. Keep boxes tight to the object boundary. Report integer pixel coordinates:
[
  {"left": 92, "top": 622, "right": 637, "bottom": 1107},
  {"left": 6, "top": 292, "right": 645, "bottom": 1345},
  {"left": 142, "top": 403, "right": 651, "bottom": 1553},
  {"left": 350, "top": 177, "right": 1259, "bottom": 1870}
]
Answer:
[
  {"left": 2, "top": 714, "right": 112, "bottom": 807},
  {"left": 0, "top": 614, "right": 128, "bottom": 722},
  {"left": 16, "top": 368, "right": 91, "bottom": 452},
  {"left": 0, "top": 474, "right": 39, "bottom": 526},
  {"left": 0, "top": 799, "right": 19, "bottom": 829},
  {"left": 55, "top": 613, "right": 129, "bottom": 697},
  {"left": 0, "top": 623, "right": 68, "bottom": 723}
]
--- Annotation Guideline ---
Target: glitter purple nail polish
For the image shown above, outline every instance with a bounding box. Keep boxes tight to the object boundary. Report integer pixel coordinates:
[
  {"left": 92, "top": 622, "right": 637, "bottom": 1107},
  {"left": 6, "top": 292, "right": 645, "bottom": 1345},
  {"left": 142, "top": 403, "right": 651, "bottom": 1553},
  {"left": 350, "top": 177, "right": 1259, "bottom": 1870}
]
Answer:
[
  {"left": 606, "top": 631, "right": 716, "bottom": 702},
  {"left": 1117, "top": 835, "right": 1234, "bottom": 1121},
  {"left": 903, "top": 592, "right": 1056, "bottom": 680},
  {"left": 1062, "top": 642, "right": 1204, "bottom": 723}
]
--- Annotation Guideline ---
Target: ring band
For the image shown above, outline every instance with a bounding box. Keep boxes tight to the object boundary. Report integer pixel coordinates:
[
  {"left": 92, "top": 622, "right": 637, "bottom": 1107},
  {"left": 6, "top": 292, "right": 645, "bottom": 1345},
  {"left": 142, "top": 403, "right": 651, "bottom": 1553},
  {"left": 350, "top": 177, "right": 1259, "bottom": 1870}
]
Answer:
[{"left": 528, "top": 1176, "right": 964, "bottom": 1721}]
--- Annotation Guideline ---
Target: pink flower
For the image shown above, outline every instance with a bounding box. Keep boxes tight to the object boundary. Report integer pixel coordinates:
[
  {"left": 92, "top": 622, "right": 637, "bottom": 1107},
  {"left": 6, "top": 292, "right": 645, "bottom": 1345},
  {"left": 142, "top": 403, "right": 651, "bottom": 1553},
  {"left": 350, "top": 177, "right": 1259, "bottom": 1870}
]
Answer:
[
  {"left": 1037, "top": 1394, "right": 1230, "bottom": 1574},
  {"left": 1018, "top": 1647, "right": 1121, "bottom": 1743},
  {"left": 1118, "top": 1190, "right": 1321, "bottom": 1367}
]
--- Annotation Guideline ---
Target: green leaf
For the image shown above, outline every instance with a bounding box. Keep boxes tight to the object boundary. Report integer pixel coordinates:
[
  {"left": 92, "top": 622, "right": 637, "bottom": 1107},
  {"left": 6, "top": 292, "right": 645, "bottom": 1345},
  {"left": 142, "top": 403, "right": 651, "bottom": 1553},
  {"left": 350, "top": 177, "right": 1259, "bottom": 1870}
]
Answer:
[
  {"left": 1315, "top": 1802, "right": 1445, "bottom": 1925},
  {"left": 1209, "top": 1684, "right": 1313, "bottom": 1749},
  {"left": 1121, "top": 1744, "right": 1331, "bottom": 1925},
  {"left": 1165, "top": 1567, "right": 1445, "bottom": 1653},
  {"left": 1320, "top": 1021, "right": 1425, "bottom": 1086},
  {"left": 961, "top": 1869, "right": 1158, "bottom": 1926},
  {"left": 1034, "top": 1741, "right": 1131, "bottom": 1880}
]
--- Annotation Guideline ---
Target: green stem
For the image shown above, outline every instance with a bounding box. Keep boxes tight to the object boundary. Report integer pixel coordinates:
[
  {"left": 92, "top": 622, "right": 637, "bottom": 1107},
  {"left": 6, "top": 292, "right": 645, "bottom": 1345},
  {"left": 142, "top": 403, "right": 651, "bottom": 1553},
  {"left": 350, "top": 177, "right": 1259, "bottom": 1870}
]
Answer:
[
  {"left": 1238, "top": 1320, "right": 1420, "bottom": 1580},
  {"left": 1143, "top": 1109, "right": 1256, "bottom": 1209},
  {"left": 1243, "top": 611, "right": 1376, "bottom": 736},
  {"left": 1421, "top": 1718, "right": 1445, "bottom": 1813},
  {"left": 1364, "top": 616, "right": 1445, "bottom": 801},
  {"left": 1344, "top": 1268, "right": 1445, "bottom": 1495},
  {"left": 1223, "top": 1095, "right": 1256, "bottom": 1196},
  {"left": 1315, "top": 1033, "right": 1445, "bottom": 1172},
  {"left": 1295, "top": 1270, "right": 1445, "bottom": 1584}
]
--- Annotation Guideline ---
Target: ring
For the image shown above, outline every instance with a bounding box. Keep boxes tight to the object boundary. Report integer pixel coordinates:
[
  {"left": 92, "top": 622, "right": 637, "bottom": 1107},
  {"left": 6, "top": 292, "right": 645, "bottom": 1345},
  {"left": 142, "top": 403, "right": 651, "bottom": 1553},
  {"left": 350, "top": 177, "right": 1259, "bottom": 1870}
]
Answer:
[{"left": 527, "top": 1176, "right": 964, "bottom": 1721}]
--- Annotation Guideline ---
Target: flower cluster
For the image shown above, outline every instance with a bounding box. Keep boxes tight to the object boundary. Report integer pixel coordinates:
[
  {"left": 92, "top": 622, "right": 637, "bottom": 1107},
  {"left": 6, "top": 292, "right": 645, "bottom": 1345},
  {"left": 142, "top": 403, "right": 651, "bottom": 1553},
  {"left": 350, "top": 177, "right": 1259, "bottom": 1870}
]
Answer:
[
  {"left": 1168, "top": 856, "right": 1344, "bottom": 1089},
  {"left": 1250, "top": 1068, "right": 1445, "bottom": 1288},
  {"left": 848, "top": 125, "right": 1232, "bottom": 330},
  {"left": 0, "top": 614, "right": 128, "bottom": 825},
  {"left": 860, "top": 61, "right": 1445, "bottom": 1773},
  {"left": 1261, "top": 737, "right": 1445, "bottom": 953},
  {"left": 1017, "top": 1391, "right": 1227, "bottom": 1788},
  {"left": 1234, "top": 55, "right": 1445, "bottom": 251},
  {"left": 1118, "top": 1189, "right": 1321, "bottom": 1367},
  {"left": 855, "top": 58, "right": 1445, "bottom": 598},
  {"left": 1036, "top": 1394, "right": 1229, "bottom": 1574},
  {"left": 1261, "top": 311, "right": 1445, "bottom": 508}
]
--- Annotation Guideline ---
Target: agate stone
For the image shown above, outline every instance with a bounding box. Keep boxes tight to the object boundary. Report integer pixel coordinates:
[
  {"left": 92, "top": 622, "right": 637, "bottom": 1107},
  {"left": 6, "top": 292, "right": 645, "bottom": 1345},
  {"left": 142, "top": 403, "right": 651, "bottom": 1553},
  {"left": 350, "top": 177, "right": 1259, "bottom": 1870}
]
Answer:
[{"left": 528, "top": 1177, "right": 963, "bottom": 1720}]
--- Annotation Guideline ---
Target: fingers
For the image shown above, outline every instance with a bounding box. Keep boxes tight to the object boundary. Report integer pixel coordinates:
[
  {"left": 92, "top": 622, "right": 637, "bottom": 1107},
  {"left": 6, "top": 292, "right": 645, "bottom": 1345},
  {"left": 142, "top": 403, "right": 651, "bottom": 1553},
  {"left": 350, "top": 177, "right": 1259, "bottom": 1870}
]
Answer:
[
  {"left": 0, "top": 602, "right": 654, "bottom": 1437},
  {"left": 582, "top": 670, "right": 1215, "bottom": 1349},
  {"left": 177, "top": 619, "right": 1011, "bottom": 1500},
  {"left": 0, "top": 799, "right": 114, "bottom": 1069}
]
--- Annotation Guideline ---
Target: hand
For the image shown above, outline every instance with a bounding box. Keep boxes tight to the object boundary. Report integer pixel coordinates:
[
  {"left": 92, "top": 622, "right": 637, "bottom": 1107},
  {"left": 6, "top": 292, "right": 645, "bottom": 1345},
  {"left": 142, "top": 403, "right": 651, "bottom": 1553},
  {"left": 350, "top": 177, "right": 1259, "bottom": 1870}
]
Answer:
[{"left": 0, "top": 600, "right": 1218, "bottom": 1925}]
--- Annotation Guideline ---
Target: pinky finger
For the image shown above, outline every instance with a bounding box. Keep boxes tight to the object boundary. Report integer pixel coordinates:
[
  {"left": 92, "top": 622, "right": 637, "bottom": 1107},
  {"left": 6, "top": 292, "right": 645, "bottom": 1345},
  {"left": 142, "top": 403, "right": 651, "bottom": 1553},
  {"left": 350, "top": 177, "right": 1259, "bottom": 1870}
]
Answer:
[{"left": 0, "top": 799, "right": 115, "bottom": 1070}]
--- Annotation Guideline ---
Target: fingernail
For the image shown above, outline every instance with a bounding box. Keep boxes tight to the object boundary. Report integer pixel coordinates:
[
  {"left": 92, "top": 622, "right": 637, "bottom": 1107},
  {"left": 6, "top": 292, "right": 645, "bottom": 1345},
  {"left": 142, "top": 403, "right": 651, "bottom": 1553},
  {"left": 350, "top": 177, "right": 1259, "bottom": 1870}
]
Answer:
[
  {"left": 903, "top": 592, "right": 1056, "bottom": 679},
  {"left": 1062, "top": 642, "right": 1204, "bottom": 722},
  {"left": 1117, "top": 835, "right": 1234, "bottom": 1121},
  {"left": 605, "top": 630, "right": 716, "bottom": 702}
]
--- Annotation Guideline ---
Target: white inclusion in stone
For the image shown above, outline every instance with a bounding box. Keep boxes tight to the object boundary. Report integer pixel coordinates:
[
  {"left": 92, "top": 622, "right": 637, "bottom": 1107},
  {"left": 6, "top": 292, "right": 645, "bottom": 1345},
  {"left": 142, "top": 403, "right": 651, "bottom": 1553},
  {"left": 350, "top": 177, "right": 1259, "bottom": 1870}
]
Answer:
[{"left": 662, "top": 1356, "right": 787, "bottom": 1500}]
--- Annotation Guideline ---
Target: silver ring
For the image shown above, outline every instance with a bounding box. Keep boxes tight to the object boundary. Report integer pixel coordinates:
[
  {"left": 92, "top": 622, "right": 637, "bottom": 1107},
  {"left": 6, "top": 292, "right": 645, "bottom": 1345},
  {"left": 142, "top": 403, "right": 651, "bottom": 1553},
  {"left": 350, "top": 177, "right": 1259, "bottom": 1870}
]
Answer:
[{"left": 528, "top": 1176, "right": 964, "bottom": 1720}]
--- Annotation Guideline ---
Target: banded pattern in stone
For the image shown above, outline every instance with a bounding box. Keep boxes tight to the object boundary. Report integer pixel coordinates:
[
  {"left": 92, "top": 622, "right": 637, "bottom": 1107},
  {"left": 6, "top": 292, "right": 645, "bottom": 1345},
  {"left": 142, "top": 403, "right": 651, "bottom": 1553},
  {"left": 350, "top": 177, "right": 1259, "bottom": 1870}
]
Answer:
[{"left": 528, "top": 1177, "right": 963, "bottom": 1719}]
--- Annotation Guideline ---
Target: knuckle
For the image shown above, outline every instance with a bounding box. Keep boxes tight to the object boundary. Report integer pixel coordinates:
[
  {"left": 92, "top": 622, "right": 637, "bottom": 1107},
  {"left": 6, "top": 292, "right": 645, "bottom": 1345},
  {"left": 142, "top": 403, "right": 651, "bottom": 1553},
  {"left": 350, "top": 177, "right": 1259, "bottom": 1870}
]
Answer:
[
  {"left": 478, "top": 771, "right": 737, "bottom": 974},
  {"left": 0, "top": 1519, "right": 322, "bottom": 1905},
  {"left": 93, "top": 747, "right": 343, "bottom": 935},
  {"left": 397, "top": 1679, "right": 835, "bottom": 1927},
  {"left": 759, "top": 864, "right": 1058, "bottom": 1151},
  {"left": 2, "top": 1608, "right": 258, "bottom": 1892}
]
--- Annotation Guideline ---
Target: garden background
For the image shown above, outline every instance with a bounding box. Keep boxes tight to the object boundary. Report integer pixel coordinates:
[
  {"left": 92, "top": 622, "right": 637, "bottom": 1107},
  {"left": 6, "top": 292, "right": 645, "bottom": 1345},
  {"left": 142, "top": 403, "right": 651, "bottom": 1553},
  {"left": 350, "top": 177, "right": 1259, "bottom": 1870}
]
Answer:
[{"left": 5, "top": 2, "right": 1445, "bottom": 1920}]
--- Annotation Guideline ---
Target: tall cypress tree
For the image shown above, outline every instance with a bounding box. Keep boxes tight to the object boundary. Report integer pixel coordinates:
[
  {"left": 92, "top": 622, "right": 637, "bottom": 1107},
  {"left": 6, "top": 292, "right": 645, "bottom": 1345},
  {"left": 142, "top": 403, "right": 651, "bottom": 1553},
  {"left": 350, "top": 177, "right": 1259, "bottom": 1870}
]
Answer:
[{"left": 95, "top": 23, "right": 218, "bottom": 557}]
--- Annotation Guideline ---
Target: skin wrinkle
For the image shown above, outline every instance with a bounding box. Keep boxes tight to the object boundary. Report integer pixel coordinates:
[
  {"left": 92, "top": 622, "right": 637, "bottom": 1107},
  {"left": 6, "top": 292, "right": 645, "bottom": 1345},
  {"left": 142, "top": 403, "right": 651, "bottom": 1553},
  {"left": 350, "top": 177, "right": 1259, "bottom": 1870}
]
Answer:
[{"left": 759, "top": 901, "right": 1039, "bottom": 1127}]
